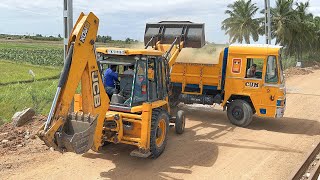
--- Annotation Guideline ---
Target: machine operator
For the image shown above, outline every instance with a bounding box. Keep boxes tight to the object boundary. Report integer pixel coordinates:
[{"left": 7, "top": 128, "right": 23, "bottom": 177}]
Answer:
[{"left": 104, "top": 65, "right": 119, "bottom": 97}]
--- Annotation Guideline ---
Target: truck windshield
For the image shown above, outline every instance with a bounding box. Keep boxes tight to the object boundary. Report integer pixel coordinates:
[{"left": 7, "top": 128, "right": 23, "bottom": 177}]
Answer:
[
  {"left": 265, "top": 56, "right": 278, "bottom": 83},
  {"left": 279, "top": 54, "right": 285, "bottom": 84}
]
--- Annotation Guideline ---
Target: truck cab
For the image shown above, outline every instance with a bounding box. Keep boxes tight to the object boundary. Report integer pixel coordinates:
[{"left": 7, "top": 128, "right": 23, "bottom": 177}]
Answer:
[
  {"left": 170, "top": 44, "right": 286, "bottom": 127},
  {"left": 222, "top": 44, "right": 286, "bottom": 126}
]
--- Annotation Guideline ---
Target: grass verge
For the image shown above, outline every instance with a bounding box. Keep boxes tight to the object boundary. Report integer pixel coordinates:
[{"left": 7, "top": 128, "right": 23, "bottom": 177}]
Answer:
[
  {"left": 0, "top": 60, "right": 60, "bottom": 125},
  {"left": 0, "top": 60, "right": 60, "bottom": 84},
  {"left": 0, "top": 79, "right": 58, "bottom": 124}
]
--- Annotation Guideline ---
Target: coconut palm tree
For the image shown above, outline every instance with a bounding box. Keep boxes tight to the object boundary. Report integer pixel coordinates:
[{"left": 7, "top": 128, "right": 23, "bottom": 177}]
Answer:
[
  {"left": 294, "top": 1, "right": 315, "bottom": 61},
  {"left": 270, "top": 0, "right": 299, "bottom": 54},
  {"left": 221, "top": 0, "right": 261, "bottom": 44},
  {"left": 313, "top": 16, "right": 320, "bottom": 51}
]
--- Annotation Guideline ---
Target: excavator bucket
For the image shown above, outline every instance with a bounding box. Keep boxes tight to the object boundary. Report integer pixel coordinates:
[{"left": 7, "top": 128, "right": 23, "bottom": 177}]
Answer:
[
  {"left": 144, "top": 21, "right": 205, "bottom": 48},
  {"left": 56, "top": 113, "right": 98, "bottom": 154}
]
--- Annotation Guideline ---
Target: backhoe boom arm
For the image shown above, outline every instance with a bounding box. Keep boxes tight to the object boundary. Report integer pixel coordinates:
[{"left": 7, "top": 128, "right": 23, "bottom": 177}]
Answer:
[{"left": 38, "top": 12, "right": 109, "bottom": 154}]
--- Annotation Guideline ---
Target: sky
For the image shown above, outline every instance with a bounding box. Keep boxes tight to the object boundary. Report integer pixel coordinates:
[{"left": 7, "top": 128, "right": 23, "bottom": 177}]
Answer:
[{"left": 0, "top": 0, "right": 319, "bottom": 44}]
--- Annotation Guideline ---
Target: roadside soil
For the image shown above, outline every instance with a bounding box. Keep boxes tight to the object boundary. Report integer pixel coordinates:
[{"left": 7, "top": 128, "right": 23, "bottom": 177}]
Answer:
[{"left": 0, "top": 68, "right": 319, "bottom": 180}]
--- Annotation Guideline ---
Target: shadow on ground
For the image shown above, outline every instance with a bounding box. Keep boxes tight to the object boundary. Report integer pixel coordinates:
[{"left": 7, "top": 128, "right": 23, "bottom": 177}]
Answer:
[
  {"left": 182, "top": 104, "right": 320, "bottom": 136},
  {"left": 82, "top": 105, "right": 319, "bottom": 179}
]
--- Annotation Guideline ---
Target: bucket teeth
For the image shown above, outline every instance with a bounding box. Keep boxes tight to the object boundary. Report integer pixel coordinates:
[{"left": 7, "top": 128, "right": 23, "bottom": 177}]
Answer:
[{"left": 56, "top": 112, "right": 98, "bottom": 154}]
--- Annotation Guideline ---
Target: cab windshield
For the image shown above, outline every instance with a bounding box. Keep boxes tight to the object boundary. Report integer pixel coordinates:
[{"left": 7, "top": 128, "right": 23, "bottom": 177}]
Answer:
[
  {"left": 97, "top": 53, "right": 152, "bottom": 108},
  {"left": 265, "top": 56, "right": 278, "bottom": 83},
  {"left": 279, "top": 53, "right": 285, "bottom": 84}
]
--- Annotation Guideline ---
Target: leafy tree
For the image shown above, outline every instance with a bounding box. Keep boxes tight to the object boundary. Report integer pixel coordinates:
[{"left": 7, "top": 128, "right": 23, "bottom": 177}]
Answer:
[
  {"left": 96, "top": 35, "right": 112, "bottom": 43},
  {"left": 125, "top": 38, "right": 135, "bottom": 43},
  {"left": 293, "top": 1, "right": 315, "bottom": 61},
  {"left": 221, "top": 0, "right": 261, "bottom": 44}
]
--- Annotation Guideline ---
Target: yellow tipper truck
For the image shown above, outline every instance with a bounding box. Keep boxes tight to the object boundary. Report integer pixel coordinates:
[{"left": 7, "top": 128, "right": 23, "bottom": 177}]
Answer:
[{"left": 171, "top": 44, "right": 286, "bottom": 127}]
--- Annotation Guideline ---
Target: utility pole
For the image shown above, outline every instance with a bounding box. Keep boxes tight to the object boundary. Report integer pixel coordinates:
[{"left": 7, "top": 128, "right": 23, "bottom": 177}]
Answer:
[
  {"left": 63, "top": 0, "right": 73, "bottom": 61},
  {"left": 264, "top": 0, "right": 271, "bottom": 45},
  {"left": 63, "top": 0, "right": 74, "bottom": 111}
]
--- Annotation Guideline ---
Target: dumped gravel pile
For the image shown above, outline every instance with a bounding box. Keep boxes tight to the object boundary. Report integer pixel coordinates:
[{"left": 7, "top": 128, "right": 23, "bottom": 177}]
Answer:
[
  {"left": 284, "top": 67, "right": 314, "bottom": 78},
  {"left": 0, "top": 115, "right": 46, "bottom": 156}
]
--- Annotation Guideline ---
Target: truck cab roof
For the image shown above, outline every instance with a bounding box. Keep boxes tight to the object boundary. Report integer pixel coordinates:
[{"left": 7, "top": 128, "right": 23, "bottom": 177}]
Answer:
[
  {"left": 96, "top": 47, "right": 164, "bottom": 56},
  {"left": 229, "top": 44, "right": 282, "bottom": 56}
]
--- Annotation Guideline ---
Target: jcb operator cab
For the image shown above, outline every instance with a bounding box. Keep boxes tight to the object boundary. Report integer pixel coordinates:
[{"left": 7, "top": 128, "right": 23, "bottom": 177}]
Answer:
[{"left": 96, "top": 49, "right": 170, "bottom": 112}]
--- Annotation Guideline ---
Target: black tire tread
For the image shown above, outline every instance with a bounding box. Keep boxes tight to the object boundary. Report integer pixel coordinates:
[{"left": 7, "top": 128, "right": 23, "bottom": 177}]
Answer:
[
  {"left": 227, "top": 99, "right": 253, "bottom": 127},
  {"left": 150, "top": 108, "right": 169, "bottom": 158},
  {"left": 175, "top": 110, "right": 185, "bottom": 134}
]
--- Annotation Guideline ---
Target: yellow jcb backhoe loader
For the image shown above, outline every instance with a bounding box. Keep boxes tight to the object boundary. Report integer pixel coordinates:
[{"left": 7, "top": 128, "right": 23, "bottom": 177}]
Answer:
[{"left": 37, "top": 12, "right": 205, "bottom": 158}]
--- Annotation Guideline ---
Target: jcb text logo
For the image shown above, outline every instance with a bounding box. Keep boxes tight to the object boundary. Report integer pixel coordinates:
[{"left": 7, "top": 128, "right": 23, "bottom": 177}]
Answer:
[
  {"left": 91, "top": 71, "right": 101, "bottom": 108},
  {"left": 245, "top": 82, "right": 259, "bottom": 88},
  {"left": 80, "top": 21, "right": 90, "bottom": 43}
]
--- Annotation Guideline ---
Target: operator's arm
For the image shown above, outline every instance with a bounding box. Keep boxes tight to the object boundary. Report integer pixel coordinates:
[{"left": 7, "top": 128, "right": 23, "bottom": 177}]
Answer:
[
  {"left": 113, "top": 72, "right": 120, "bottom": 82},
  {"left": 103, "top": 70, "right": 108, "bottom": 86}
]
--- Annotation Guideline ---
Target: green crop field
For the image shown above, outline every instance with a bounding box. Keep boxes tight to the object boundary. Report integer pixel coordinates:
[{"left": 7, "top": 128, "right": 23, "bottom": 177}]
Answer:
[
  {"left": 0, "top": 40, "right": 144, "bottom": 67},
  {"left": 0, "top": 79, "right": 58, "bottom": 124},
  {"left": 0, "top": 41, "right": 64, "bottom": 66},
  {"left": 0, "top": 60, "right": 60, "bottom": 84},
  {"left": 0, "top": 40, "right": 63, "bottom": 124},
  {"left": 0, "top": 59, "right": 61, "bottom": 124}
]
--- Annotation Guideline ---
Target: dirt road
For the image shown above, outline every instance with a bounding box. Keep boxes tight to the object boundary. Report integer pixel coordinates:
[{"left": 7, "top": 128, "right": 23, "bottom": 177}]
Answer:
[{"left": 1, "top": 70, "right": 320, "bottom": 180}]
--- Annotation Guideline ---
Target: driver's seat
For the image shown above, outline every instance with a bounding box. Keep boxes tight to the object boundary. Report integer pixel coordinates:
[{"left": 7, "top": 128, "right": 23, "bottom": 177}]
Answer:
[{"left": 120, "top": 75, "right": 133, "bottom": 99}]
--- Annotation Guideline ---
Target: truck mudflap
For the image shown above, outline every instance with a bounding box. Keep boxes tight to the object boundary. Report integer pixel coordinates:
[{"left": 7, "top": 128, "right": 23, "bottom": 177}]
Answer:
[{"left": 55, "top": 112, "right": 98, "bottom": 154}]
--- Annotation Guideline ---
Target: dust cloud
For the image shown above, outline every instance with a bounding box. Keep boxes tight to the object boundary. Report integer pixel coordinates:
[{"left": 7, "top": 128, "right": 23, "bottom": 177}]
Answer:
[
  {"left": 176, "top": 45, "right": 225, "bottom": 64},
  {"left": 127, "top": 43, "right": 145, "bottom": 49}
]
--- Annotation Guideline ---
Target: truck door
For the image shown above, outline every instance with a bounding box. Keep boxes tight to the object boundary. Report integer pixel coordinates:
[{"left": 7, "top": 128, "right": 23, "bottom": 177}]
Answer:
[
  {"left": 242, "top": 57, "right": 265, "bottom": 104},
  {"left": 260, "top": 55, "right": 280, "bottom": 116}
]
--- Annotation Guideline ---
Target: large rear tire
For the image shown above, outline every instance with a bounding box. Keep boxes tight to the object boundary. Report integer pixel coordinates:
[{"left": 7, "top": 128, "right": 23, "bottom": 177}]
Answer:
[
  {"left": 227, "top": 99, "right": 253, "bottom": 127},
  {"left": 150, "top": 109, "right": 169, "bottom": 158}
]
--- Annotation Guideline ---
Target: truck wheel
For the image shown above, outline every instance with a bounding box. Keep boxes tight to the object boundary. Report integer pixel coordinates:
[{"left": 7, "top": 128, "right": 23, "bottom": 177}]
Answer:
[
  {"left": 175, "top": 110, "right": 185, "bottom": 134},
  {"left": 150, "top": 109, "right": 169, "bottom": 158},
  {"left": 227, "top": 99, "right": 253, "bottom": 127}
]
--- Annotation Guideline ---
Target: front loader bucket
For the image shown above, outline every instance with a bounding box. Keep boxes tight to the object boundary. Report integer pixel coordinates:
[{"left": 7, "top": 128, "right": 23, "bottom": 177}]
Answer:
[
  {"left": 144, "top": 21, "right": 205, "bottom": 48},
  {"left": 56, "top": 113, "right": 97, "bottom": 154}
]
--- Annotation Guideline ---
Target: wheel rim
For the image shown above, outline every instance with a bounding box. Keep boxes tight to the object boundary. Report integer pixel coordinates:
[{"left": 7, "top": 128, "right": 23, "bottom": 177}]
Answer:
[
  {"left": 156, "top": 118, "right": 166, "bottom": 147},
  {"left": 232, "top": 106, "right": 244, "bottom": 121}
]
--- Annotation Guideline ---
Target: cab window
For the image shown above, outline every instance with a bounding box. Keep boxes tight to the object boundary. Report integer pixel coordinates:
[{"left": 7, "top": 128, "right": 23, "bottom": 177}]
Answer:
[
  {"left": 265, "top": 56, "right": 278, "bottom": 83},
  {"left": 131, "top": 60, "right": 147, "bottom": 105},
  {"left": 161, "top": 60, "right": 168, "bottom": 98},
  {"left": 147, "top": 58, "right": 157, "bottom": 101},
  {"left": 279, "top": 53, "right": 285, "bottom": 83},
  {"left": 245, "top": 58, "right": 263, "bottom": 79}
]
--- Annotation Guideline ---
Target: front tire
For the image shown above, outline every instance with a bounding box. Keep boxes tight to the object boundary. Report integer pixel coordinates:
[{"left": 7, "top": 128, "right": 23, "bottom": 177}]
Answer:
[
  {"left": 150, "top": 109, "right": 169, "bottom": 158},
  {"left": 227, "top": 99, "right": 253, "bottom": 127},
  {"left": 175, "top": 110, "right": 185, "bottom": 134}
]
